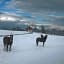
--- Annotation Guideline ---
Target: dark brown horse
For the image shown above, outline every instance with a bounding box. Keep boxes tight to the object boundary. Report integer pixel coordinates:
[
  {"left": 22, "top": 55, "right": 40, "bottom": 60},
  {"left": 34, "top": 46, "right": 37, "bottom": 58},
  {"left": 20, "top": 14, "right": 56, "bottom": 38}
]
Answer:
[
  {"left": 3, "top": 35, "right": 13, "bottom": 51},
  {"left": 36, "top": 34, "right": 48, "bottom": 47}
]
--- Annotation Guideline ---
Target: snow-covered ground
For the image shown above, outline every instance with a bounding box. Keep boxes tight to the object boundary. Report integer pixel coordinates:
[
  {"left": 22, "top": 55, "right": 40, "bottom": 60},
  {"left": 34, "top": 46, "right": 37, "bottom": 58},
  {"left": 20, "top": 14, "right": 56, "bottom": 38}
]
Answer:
[{"left": 0, "top": 30, "right": 64, "bottom": 64}]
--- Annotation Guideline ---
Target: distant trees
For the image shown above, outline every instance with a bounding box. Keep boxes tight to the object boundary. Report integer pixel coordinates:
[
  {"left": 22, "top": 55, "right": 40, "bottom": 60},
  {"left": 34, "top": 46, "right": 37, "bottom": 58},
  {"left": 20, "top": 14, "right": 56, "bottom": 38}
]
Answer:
[
  {"left": 40, "top": 26, "right": 46, "bottom": 33},
  {"left": 26, "top": 26, "right": 33, "bottom": 32},
  {"left": 31, "top": 25, "right": 46, "bottom": 33}
]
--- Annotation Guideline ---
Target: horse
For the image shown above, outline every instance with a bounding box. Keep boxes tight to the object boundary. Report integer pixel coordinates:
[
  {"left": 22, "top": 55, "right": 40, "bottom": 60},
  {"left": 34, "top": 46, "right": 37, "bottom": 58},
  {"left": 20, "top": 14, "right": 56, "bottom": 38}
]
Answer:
[
  {"left": 3, "top": 35, "right": 13, "bottom": 51},
  {"left": 36, "top": 34, "right": 48, "bottom": 47}
]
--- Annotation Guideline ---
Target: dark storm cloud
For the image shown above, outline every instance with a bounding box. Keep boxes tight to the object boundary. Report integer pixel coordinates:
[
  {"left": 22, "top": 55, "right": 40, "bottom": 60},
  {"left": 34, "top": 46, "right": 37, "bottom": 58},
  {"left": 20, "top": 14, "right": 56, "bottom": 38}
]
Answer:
[
  {"left": 5, "top": 0, "right": 64, "bottom": 13},
  {"left": 32, "top": 0, "right": 64, "bottom": 11},
  {"left": 1, "top": 0, "right": 64, "bottom": 26},
  {"left": 10, "top": 0, "right": 64, "bottom": 12}
]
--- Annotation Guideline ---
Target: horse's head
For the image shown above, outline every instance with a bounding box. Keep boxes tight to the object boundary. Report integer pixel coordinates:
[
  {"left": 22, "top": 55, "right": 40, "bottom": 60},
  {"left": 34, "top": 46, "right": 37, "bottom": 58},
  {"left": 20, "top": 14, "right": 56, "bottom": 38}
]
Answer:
[
  {"left": 10, "top": 35, "right": 13, "bottom": 37},
  {"left": 44, "top": 34, "right": 48, "bottom": 41},
  {"left": 10, "top": 35, "right": 13, "bottom": 40}
]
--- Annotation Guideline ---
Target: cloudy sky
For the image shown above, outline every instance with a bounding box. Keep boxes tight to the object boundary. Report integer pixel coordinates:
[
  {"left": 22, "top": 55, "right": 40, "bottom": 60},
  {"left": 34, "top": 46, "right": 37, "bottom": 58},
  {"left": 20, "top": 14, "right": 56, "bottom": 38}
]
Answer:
[{"left": 0, "top": 0, "right": 64, "bottom": 26}]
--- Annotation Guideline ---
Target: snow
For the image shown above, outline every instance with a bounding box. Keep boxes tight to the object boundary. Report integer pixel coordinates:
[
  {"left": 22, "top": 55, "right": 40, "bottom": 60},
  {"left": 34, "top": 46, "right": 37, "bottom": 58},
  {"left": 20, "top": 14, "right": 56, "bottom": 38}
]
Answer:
[{"left": 0, "top": 30, "right": 64, "bottom": 64}]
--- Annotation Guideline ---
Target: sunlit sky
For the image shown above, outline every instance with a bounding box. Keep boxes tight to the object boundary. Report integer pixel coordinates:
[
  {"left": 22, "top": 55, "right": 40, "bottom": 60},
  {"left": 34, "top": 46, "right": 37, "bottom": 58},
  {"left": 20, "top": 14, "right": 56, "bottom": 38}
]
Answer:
[{"left": 0, "top": 0, "right": 64, "bottom": 26}]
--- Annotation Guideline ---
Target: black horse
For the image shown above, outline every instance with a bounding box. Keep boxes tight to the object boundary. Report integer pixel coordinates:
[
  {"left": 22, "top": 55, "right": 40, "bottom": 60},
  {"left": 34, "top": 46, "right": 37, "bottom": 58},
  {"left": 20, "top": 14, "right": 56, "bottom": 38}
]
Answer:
[
  {"left": 3, "top": 35, "right": 13, "bottom": 51},
  {"left": 36, "top": 34, "right": 48, "bottom": 47}
]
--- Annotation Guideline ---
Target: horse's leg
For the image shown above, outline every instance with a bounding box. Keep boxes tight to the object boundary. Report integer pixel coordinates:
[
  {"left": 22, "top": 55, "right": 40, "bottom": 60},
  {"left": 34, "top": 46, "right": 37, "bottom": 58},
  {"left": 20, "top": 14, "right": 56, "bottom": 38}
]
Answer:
[
  {"left": 3, "top": 42, "right": 7, "bottom": 51},
  {"left": 3, "top": 41, "right": 5, "bottom": 49},
  {"left": 3, "top": 43, "right": 5, "bottom": 48},
  {"left": 9, "top": 45, "right": 11, "bottom": 51},
  {"left": 6, "top": 45, "right": 8, "bottom": 51},
  {"left": 36, "top": 40, "right": 38, "bottom": 46},
  {"left": 43, "top": 42, "right": 45, "bottom": 47}
]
